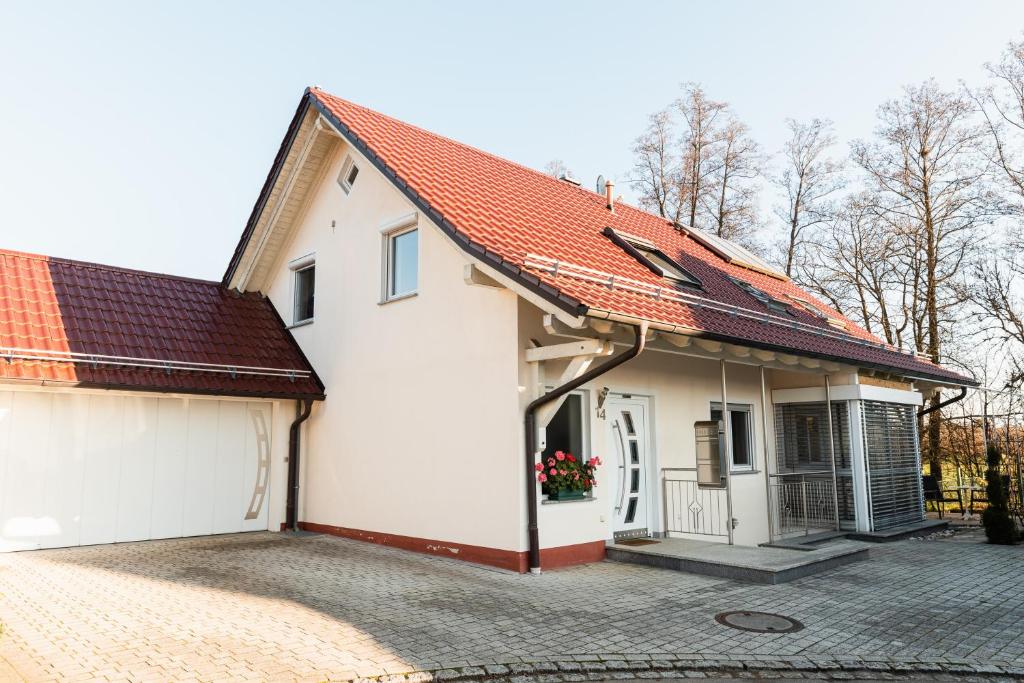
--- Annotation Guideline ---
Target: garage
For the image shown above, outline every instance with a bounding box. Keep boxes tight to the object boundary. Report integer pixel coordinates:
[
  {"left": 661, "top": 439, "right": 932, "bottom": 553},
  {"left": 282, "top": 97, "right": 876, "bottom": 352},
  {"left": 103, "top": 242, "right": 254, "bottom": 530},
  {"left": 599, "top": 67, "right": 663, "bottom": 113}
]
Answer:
[
  {"left": 0, "top": 249, "right": 324, "bottom": 552},
  {"left": 0, "top": 390, "right": 276, "bottom": 551}
]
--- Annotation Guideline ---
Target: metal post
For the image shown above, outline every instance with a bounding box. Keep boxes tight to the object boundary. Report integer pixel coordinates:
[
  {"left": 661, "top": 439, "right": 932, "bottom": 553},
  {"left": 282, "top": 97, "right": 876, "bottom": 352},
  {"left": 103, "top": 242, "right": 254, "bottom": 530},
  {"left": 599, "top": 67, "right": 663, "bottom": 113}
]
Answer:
[
  {"left": 801, "top": 476, "right": 809, "bottom": 536},
  {"left": 983, "top": 389, "right": 989, "bottom": 458},
  {"left": 720, "top": 359, "right": 735, "bottom": 545},
  {"left": 824, "top": 376, "right": 841, "bottom": 531},
  {"left": 760, "top": 365, "right": 774, "bottom": 543}
]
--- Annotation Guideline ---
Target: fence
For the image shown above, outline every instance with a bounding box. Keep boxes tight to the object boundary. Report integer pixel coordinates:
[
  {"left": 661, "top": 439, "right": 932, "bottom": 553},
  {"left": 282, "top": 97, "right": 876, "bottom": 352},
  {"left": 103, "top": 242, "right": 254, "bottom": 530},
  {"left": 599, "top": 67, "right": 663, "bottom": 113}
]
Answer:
[
  {"left": 661, "top": 468, "right": 730, "bottom": 538},
  {"left": 769, "top": 472, "right": 837, "bottom": 537}
]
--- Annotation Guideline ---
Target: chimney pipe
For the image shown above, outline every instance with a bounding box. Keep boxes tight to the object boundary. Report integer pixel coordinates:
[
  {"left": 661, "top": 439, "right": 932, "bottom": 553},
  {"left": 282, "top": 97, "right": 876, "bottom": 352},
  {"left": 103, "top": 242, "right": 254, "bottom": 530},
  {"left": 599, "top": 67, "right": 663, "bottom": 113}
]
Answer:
[{"left": 605, "top": 179, "right": 615, "bottom": 212}]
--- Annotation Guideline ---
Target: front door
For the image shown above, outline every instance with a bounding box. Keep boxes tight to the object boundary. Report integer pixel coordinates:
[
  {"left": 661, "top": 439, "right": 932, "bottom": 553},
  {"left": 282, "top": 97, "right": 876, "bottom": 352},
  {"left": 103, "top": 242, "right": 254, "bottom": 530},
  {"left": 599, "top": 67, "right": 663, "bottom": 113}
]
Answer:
[{"left": 606, "top": 396, "right": 651, "bottom": 539}]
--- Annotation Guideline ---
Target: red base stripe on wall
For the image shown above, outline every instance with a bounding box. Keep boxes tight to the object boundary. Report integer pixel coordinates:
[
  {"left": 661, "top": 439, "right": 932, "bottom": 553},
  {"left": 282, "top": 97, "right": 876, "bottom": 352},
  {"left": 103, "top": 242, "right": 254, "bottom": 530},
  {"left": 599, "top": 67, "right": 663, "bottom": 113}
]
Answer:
[{"left": 296, "top": 522, "right": 606, "bottom": 572}]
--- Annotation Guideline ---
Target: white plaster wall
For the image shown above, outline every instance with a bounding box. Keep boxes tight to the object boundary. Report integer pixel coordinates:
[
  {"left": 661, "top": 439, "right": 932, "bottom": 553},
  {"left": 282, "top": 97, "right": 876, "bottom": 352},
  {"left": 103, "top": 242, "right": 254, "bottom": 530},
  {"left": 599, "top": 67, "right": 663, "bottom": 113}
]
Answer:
[
  {"left": 518, "top": 301, "right": 836, "bottom": 549},
  {"left": 261, "top": 139, "right": 522, "bottom": 551}
]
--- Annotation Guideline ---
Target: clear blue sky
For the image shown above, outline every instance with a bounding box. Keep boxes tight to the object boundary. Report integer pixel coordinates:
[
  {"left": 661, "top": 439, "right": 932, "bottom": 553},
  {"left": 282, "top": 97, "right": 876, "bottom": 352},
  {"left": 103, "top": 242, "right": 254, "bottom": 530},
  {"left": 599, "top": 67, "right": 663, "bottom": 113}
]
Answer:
[{"left": 2, "top": 1, "right": 1023, "bottom": 280}]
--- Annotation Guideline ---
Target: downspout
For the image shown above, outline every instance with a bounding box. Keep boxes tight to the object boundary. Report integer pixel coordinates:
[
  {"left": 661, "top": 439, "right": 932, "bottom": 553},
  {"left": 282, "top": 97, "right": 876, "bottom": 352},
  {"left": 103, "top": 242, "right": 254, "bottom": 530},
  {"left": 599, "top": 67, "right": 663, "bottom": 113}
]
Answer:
[
  {"left": 917, "top": 386, "right": 967, "bottom": 417},
  {"left": 524, "top": 322, "right": 648, "bottom": 573},
  {"left": 286, "top": 398, "right": 314, "bottom": 532}
]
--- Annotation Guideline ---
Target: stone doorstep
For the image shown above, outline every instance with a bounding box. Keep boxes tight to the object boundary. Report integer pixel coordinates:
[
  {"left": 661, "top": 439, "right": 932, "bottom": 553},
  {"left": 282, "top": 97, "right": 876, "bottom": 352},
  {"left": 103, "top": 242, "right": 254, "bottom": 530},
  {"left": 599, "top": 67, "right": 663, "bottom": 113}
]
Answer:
[
  {"left": 324, "top": 657, "right": 1019, "bottom": 683},
  {"left": 604, "top": 542, "right": 869, "bottom": 584}
]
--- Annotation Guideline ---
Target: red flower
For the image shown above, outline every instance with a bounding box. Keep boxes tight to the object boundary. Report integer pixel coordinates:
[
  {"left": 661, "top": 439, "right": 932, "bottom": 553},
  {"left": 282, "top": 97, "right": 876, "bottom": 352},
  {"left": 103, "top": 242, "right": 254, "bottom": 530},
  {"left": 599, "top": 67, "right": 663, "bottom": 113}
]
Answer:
[
  {"left": 559, "top": 469, "right": 567, "bottom": 476},
  {"left": 550, "top": 468, "right": 557, "bottom": 476},
  {"left": 538, "top": 473, "right": 547, "bottom": 483},
  {"left": 566, "top": 454, "right": 576, "bottom": 462},
  {"left": 555, "top": 452, "right": 566, "bottom": 462},
  {"left": 547, "top": 457, "right": 556, "bottom": 467},
  {"left": 534, "top": 462, "right": 544, "bottom": 472}
]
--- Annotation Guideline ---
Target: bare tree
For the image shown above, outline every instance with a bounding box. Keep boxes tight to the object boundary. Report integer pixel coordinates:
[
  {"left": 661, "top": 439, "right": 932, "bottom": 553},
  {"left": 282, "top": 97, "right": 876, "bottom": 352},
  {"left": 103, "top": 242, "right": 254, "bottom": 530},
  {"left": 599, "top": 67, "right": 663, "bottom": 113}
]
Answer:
[
  {"left": 703, "top": 119, "right": 763, "bottom": 246},
  {"left": 974, "top": 39, "right": 1024, "bottom": 210},
  {"left": 631, "top": 109, "right": 680, "bottom": 221},
  {"left": 773, "top": 118, "right": 845, "bottom": 277},
  {"left": 543, "top": 159, "right": 574, "bottom": 180},
  {"left": 796, "top": 194, "right": 908, "bottom": 346},
  {"left": 851, "top": 79, "right": 993, "bottom": 479},
  {"left": 677, "top": 83, "right": 730, "bottom": 230}
]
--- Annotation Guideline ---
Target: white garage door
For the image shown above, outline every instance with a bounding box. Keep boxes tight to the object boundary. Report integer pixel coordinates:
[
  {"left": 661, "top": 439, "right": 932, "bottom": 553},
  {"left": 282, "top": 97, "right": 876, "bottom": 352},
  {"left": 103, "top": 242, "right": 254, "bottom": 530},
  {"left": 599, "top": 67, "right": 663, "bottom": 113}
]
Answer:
[{"left": 0, "top": 390, "right": 274, "bottom": 552}]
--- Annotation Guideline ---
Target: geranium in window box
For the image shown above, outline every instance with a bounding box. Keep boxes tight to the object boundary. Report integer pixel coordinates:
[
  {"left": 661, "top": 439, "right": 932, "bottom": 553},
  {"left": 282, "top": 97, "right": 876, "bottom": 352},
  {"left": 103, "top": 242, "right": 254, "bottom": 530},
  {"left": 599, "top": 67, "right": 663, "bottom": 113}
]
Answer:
[{"left": 535, "top": 451, "right": 602, "bottom": 501}]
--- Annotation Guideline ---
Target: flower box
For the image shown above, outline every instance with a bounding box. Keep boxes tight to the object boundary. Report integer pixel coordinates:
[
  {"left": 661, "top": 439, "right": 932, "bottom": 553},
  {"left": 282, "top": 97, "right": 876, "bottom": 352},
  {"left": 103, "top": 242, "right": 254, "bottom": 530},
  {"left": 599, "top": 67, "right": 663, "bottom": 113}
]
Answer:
[
  {"left": 547, "top": 488, "right": 587, "bottom": 501},
  {"left": 536, "top": 451, "right": 602, "bottom": 502}
]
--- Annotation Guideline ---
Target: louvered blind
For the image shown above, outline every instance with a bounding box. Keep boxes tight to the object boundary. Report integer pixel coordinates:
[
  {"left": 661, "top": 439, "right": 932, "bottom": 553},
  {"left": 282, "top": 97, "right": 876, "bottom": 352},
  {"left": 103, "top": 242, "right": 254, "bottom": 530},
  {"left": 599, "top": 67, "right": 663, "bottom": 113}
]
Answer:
[
  {"left": 861, "top": 401, "right": 925, "bottom": 530},
  {"left": 774, "top": 401, "right": 856, "bottom": 524}
]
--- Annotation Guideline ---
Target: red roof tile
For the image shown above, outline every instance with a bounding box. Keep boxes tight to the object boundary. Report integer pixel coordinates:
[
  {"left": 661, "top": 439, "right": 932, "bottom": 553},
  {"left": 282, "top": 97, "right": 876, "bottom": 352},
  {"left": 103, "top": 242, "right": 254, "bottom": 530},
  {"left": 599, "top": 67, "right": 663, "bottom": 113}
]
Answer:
[
  {"left": 0, "top": 249, "right": 323, "bottom": 399},
  {"left": 264, "top": 88, "right": 969, "bottom": 385}
]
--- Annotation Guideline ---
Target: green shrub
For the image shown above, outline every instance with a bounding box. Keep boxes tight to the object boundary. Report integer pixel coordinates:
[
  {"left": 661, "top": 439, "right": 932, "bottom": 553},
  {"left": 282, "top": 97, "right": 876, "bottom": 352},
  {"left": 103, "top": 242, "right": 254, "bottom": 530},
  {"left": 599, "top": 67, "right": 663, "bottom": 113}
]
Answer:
[{"left": 981, "top": 444, "right": 1020, "bottom": 545}]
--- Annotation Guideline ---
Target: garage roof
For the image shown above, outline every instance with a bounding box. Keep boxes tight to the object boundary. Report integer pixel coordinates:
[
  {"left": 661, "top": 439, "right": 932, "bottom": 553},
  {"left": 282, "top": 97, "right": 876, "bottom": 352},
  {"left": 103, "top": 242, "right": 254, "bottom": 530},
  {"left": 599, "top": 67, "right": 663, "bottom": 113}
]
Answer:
[
  {"left": 0, "top": 249, "right": 324, "bottom": 399},
  {"left": 224, "top": 87, "right": 972, "bottom": 386}
]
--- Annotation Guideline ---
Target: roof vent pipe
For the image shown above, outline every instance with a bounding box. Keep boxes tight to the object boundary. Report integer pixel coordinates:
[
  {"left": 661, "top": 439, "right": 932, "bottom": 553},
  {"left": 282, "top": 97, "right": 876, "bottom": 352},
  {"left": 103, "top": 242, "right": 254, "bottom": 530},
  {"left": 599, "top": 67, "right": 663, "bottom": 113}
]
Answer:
[{"left": 605, "top": 179, "right": 615, "bottom": 212}]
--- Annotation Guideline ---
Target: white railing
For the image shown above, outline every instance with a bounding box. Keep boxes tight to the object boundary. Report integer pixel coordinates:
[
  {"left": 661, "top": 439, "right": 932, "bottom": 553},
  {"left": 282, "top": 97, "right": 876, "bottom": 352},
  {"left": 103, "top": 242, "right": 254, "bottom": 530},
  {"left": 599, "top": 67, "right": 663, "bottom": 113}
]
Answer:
[
  {"left": 662, "top": 468, "right": 730, "bottom": 538},
  {"left": 769, "top": 472, "right": 837, "bottom": 537}
]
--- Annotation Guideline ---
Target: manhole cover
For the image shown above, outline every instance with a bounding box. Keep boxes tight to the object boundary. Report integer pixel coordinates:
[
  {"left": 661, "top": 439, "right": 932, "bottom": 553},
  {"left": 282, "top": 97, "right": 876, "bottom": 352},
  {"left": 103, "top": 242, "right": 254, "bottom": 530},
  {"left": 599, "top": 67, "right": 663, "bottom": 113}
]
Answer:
[{"left": 715, "top": 611, "right": 804, "bottom": 633}]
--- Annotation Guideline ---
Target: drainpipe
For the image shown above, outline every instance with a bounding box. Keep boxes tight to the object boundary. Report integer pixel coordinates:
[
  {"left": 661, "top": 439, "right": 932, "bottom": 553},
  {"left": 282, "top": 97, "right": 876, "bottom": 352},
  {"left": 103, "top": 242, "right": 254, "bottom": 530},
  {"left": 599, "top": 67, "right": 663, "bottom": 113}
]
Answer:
[
  {"left": 524, "top": 322, "right": 647, "bottom": 573},
  {"left": 286, "top": 398, "right": 314, "bottom": 532},
  {"left": 917, "top": 386, "right": 967, "bottom": 418},
  {"left": 824, "top": 376, "right": 841, "bottom": 530}
]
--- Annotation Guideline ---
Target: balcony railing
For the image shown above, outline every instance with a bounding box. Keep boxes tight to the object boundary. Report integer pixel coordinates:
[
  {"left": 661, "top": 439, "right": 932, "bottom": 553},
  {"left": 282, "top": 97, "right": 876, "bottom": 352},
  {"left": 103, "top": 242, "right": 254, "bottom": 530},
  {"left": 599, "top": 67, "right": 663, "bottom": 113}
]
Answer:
[
  {"left": 661, "top": 468, "right": 730, "bottom": 538},
  {"left": 769, "top": 472, "right": 837, "bottom": 537}
]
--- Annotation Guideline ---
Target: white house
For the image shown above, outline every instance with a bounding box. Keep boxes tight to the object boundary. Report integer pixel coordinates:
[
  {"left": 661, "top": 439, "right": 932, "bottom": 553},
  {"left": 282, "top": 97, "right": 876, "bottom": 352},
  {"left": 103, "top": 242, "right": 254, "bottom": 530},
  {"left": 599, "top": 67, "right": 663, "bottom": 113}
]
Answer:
[{"left": 0, "top": 88, "right": 975, "bottom": 572}]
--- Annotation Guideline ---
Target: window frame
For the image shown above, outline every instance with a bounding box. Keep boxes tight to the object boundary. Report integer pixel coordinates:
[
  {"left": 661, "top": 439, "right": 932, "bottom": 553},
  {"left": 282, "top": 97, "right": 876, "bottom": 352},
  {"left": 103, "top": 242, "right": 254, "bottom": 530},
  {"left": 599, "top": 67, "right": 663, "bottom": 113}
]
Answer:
[
  {"left": 710, "top": 401, "right": 756, "bottom": 473},
  {"left": 539, "top": 389, "right": 594, "bottom": 502},
  {"left": 289, "top": 254, "right": 316, "bottom": 326},
  {"left": 337, "top": 155, "right": 360, "bottom": 194},
  {"left": 380, "top": 213, "right": 420, "bottom": 303},
  {"left": 728, "top": 276, "right": 792, "bottom": 315},
  {"left": 602, "top": 227, "right": 702, "bottom": 289}
]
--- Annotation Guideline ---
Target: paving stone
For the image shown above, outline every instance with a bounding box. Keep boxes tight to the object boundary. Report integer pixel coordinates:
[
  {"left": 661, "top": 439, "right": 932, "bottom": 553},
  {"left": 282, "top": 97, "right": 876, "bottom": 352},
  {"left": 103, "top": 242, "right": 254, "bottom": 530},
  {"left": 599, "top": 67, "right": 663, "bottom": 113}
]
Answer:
[{"left": 0, "top": 530, "right": 1018, "bottom": 682}]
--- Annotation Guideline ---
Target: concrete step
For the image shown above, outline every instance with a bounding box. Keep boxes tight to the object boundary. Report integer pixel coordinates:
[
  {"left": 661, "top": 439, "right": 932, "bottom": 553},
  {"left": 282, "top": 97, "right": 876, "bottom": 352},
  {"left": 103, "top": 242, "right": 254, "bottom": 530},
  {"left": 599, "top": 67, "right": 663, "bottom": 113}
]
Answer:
[{"left": 606, "top": 537, "right": 869, "bottom": 584}]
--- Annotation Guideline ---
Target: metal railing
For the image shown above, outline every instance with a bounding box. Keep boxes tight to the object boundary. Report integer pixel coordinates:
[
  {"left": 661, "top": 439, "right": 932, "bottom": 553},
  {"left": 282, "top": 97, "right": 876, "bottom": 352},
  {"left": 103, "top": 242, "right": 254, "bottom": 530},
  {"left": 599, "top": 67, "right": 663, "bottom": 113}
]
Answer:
[
  {"left": 662, "top": 467, "right": 730, "bottom": 538},
  {"left": 769, "top": 472, "right": 837, "bottom": 537}
]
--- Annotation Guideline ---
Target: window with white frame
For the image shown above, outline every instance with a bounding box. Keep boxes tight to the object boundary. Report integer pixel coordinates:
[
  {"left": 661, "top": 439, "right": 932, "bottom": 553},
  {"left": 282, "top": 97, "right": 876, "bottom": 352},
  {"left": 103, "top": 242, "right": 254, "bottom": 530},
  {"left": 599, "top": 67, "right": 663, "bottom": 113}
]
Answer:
[
  {"left": 710, "top": 402, "right": 754, "bottom": 471},
  {"left": 290, "top": 256, "right": 315, "bottom": 324},
  {"left": 337, "top": 155, "right": 360, "bottom": 194},
  {"left": 382, "top": 226, "right": 418, "bottom": 301}
]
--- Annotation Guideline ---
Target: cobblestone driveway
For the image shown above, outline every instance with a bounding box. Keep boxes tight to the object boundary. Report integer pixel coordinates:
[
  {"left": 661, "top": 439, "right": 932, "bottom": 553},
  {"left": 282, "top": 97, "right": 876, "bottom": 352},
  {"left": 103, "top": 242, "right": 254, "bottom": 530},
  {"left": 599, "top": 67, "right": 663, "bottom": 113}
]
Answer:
[{"left": 0, "top": 530, "right": 1021, "bottom": 681}]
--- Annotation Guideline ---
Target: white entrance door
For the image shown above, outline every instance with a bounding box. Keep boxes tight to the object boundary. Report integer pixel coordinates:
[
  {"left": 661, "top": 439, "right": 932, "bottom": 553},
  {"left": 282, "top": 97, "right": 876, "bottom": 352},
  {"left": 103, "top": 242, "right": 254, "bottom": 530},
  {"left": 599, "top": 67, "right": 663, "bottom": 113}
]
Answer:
[
  {"left": 0, "top": 390, "right": 274, "bottom": 552},
  {"left": 606, "top": 396, "right": 651, "bottom": 538}
]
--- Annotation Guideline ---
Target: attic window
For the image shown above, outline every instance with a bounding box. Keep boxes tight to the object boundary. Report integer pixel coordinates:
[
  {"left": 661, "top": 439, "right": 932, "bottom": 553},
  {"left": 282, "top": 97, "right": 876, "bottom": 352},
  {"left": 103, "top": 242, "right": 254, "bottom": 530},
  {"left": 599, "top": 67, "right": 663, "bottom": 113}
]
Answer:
[
  {"left": 338, "top": 155, "right": 360, "bottom": 194},
  {"left": 728, "top": 276, "right": 791, "bottom": 315},
  {"left": 602, "top": 227, "right": 701, "bottom": 289},
  {"left": 787, "top": 295, "right": 827, "bottom": 319}
]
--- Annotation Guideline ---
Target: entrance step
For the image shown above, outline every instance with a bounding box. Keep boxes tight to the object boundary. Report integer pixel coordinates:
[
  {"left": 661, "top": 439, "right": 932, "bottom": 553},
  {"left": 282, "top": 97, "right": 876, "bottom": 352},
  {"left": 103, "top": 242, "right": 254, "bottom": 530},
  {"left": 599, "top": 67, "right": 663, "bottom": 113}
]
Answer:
[
  {"left": 606, "top": 537, "right": 869, "bottom": 584},
  {"left": 762, "top": 530, "right": 849, "bottom": 551},
  {"left": 846, "top": 519, "right": 949, "bottom": 543}
]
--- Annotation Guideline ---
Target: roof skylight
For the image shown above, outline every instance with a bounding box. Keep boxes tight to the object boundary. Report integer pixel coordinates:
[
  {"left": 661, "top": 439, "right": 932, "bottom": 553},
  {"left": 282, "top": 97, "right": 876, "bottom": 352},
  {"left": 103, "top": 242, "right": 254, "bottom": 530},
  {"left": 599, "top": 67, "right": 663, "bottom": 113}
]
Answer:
[{"left": 602, "top": 227, "right": 701, "bottom": 289}]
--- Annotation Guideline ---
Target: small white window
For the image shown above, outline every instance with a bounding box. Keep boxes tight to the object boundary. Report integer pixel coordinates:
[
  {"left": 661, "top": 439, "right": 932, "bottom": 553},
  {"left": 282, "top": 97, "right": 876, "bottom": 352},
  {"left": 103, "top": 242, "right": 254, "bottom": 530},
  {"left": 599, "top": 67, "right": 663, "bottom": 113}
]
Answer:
[
  {"left": 711, "top": 402, "right": 755, "bottom": 472},
  {"left": 382, "top": 227, "right": 418, "bottom": 301},
  {"left": 291, "top": 256, "right": 315, "bottom": 324},
  {"left": 337, "top": 155, "right": 360, "bottom": 194}
]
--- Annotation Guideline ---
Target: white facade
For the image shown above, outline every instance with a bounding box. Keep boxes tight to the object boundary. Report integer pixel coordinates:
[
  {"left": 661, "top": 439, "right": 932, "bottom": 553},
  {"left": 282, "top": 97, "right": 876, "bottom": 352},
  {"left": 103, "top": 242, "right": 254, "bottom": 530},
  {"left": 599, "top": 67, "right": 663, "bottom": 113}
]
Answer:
[
  {"left": 230, "top": 107, "right": 936, "bottom": 570},
  {"left": 0, "top": 385, "right": 292, "bottom": 552},
  {"left": 258, "top": 130, "right": 524, "bottom": 554}
]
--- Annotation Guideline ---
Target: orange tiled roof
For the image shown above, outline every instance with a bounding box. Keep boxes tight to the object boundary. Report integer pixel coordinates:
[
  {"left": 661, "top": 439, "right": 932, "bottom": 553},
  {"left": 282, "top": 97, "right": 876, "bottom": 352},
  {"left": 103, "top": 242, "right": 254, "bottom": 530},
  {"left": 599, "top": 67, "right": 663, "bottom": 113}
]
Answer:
[{"left": 226, "top": 88, "right": 973, "bottom": 386}]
